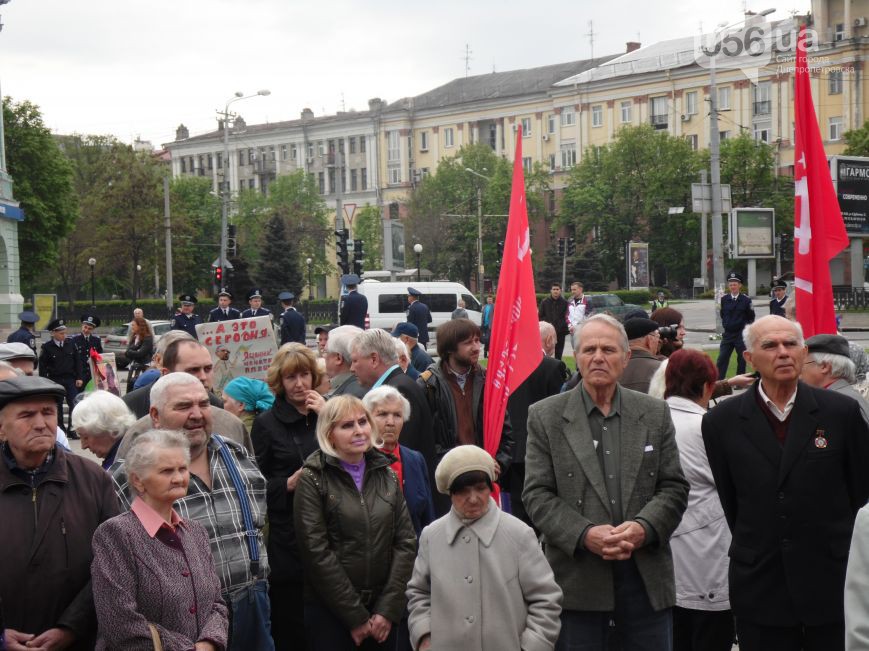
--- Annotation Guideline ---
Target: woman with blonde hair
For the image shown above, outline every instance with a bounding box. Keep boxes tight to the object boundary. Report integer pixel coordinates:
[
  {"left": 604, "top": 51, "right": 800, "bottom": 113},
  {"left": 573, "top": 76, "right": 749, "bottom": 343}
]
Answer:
[{"left": 294, "top": 395, "right": 416, "bottom": 650}]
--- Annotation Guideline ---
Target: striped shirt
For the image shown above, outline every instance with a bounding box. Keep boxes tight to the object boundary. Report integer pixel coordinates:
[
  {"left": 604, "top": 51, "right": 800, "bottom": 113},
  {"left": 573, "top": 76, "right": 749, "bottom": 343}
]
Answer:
[{"left": 110, "top": 435, "right": 269, "bottom": 593}]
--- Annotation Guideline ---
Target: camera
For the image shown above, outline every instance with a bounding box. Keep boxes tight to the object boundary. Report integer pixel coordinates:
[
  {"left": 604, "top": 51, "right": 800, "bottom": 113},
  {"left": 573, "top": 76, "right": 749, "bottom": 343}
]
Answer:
[{"left": 658, "top": 325, "right": 679, "bottom": 340}]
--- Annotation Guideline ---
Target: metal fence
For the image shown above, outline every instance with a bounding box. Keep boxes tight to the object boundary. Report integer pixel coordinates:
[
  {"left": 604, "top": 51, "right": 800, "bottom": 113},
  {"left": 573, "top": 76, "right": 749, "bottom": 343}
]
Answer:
[{"left": 833, "top": 287, "right": 869, "bottom": 310}]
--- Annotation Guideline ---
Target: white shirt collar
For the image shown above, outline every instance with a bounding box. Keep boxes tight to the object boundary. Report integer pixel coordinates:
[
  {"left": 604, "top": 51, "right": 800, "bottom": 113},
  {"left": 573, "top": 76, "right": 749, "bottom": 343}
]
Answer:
[{"left": 757, "top": 381, "right": 798, "bottom": 421}]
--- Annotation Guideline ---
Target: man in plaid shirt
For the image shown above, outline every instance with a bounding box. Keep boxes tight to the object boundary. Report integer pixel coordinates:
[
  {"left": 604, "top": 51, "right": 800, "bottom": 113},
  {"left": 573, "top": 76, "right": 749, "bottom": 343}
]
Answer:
[{"left": 111, "top": 372, "right": 273, "bottom": 651}]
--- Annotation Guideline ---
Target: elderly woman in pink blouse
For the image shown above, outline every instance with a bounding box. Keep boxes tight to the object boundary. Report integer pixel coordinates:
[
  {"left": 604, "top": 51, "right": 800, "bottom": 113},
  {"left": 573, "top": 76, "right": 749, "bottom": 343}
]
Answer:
[{"left": 91, "top": 429, "right": 228, "bottom": 651}]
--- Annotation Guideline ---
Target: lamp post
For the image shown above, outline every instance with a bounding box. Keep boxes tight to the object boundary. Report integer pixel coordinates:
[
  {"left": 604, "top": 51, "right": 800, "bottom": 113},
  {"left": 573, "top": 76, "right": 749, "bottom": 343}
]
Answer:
[
  {"left": 306, "top": 257, "right": 313, "bottom": 321},
  {"left": 413, "top": 243, "right": 423, "bottom": 282},
  {"left": 464, "top": 167, "right": 488, "bottom": 307},
  {"left": 88, "top": 257, "right": 96, "bottom": 308},
  {"left": 219, "top": 89, "right": 270, "bottom": 286}
]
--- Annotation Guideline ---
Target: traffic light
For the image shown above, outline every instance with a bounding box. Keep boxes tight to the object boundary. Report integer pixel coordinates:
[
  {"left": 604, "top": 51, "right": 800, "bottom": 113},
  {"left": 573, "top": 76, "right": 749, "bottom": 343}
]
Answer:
[
  {"left": 215, "top": 266, "right": 223, "bottom": 283},
  {"left": 557, "top": 237, "right": 565, "bottom": 257},
  {"left": 227, "top": 224, "right": 237, "bottom": 256},
  {"left": 497, "top": 241, "right": 504, "bottom": 260},
  {"left": 354, "top": 240, "right": 364, "bottom": 259},
  {"left": 567, "top": 237, "right": 576, "bottom": 257},
  {"left": 335, "top": 229, "right": 349, "bottom": 274},
  {"left": 353, "top": 259, "right": 364, "bottom": 276}
]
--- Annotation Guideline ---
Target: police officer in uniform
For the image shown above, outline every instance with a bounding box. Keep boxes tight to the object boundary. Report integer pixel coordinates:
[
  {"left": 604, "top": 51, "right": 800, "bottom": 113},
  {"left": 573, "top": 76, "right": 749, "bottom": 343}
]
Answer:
[
  {"left": 406, "top": 287, "right": 432, "bottom": 349},
  {"left": 7, "top": 310, "right": 40, "bottom": 355},
  {"left": 71, "top": 314, "right": 102, "bottom": 389},
  {"left": 208, "top": 288, "right": 241, "bottom": 322},
  {"left": 650, "top": 290, "right": 669, "bottom": 312},
  {"left": 241, "top": 288, "right": 273, "bottom": 320},
  {"left": 170, "top": 294, "right": 202, "bottom": 339},
  {"left": 278, "top": 291, "right": 306, "bottom": 345},
  {"left": 338, "top": 274, "right": 367, "bottom": 329},
  {"left": 769, "top": 278, "right": 789, "bottom": 317},
  {"left": 717, "top": 271, "right": 755, "bottom": 379},
  {"left": 38, "top": 318, "right": 83, "bottom": 435}
]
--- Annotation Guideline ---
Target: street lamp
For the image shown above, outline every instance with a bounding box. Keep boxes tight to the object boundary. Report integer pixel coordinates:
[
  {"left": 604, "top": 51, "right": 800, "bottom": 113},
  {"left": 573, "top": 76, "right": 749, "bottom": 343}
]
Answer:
[
  {"left": 464, "top": 167, "right": 488, "bottom": 307},
  {"left": 88, "top": 257, "right": 96, "bottom": 308},
  {"left": 413, "top": 243, "right": 423, "bottom": 282},
  {"left": 219, "top": 89, "right": 270, "bottom": 287},
  {"left": 306, "top": 257, "right": 314, "bottom": 300}
]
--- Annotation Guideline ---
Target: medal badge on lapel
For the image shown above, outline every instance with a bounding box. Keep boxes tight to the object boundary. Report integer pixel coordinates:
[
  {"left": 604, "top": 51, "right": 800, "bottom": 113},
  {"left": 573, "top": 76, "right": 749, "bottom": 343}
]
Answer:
[{"left": 814, "top": 429, "right": 828, "bottom": 449}]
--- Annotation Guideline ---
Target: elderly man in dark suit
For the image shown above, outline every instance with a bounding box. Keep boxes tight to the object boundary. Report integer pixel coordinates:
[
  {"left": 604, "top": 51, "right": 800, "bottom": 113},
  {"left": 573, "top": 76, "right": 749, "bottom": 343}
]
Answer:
[
  {"left": 703, "top": 315, "right": 869, "bottom": 651},
  {"left": 524, "top": 313, "right": 688, "bottom": 650}
]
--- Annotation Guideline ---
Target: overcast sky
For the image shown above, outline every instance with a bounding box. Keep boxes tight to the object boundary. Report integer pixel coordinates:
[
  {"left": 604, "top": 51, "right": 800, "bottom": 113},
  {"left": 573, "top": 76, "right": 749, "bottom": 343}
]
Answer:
[{"left": 1, "top": 0, "right": 810, "bottom": 147}]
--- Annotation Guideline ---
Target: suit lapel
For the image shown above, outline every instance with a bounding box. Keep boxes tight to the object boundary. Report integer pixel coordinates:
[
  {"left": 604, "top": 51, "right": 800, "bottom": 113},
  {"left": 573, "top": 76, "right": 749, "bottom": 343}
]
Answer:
[
  {"left": 562, "top": 389, "right": 610, "bottom": 513},
  {"left": 778, "top": 384, "right": 819, "bottom": 486},
  {"left": 618, "top": 395, "right": 645, "bottom": 510},
  {"left": 738, "top": 385, "right": 783, "bottom": 470}
]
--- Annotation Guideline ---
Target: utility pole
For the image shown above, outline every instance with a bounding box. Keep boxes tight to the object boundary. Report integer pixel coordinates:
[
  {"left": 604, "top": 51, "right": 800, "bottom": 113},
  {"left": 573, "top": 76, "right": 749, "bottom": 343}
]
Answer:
[
  {"left": 709, "top": 57, "right": 726, "bottom": 292},
  {"left": 477, "top": 184, "right": 483, "bottom": 307},
  {"left": 700, "top": 169, "right": 709, "bottom": 288},
  {"left": 163, "top": 176, "right": 173, "bottom": 310}
]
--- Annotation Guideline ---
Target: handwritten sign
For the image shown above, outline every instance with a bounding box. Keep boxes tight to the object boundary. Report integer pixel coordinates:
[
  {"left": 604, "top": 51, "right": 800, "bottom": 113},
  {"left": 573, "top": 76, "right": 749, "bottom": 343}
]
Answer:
[{"left": 195, "top": 316, "right": 278, "bottom": 392}]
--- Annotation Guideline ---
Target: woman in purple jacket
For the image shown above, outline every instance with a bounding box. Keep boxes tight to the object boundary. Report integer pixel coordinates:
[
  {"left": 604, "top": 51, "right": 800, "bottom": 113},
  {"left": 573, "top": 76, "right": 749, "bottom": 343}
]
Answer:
[{"left": 91, "top": 429, "right": 228, "bottom": 651}]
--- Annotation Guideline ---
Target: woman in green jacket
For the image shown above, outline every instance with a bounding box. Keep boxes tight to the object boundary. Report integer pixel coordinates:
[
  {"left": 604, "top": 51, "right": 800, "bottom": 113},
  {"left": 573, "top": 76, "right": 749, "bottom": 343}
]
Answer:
[{"left": 294, "top": 395, "right": 417, "bottom": 650}]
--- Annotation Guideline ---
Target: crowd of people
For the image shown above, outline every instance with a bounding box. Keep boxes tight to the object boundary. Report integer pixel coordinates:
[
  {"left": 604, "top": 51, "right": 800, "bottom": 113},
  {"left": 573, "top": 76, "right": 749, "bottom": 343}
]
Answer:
[{"left": 4, "top": 279, "right": 869, "bottom": 651}]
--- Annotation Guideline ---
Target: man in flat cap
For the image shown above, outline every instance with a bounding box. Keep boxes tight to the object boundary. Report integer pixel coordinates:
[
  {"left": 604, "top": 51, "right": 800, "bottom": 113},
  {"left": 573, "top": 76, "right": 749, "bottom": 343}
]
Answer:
[
  {"left": 7, "top": 310, "right": 40, "bottom": 355},
  {"left": 0, "top": 376, "right": 119, "bottom": 651},
  {"left": 0, "top": 342, "right": 38, "bottom": 375},
  {"left": 770, "top": 278, "right": 789, "bottom": 317},
  {"left": 38, "top": 318, "right": 83, "bottom": 436},
  {"left": 209, "top": 288, "right": 241, "bottom": 322},
  {"left": 170, "top": 293, "right": 202, "bottom": 339},
  {"left": 241, "top": 288, "right": 272, "bottom": 320},
  {"left": 339, "top": 274, "right": 367, "bottom": 329},
  {"left": 392, "top": 322, "right": 433, "bottom": 374},
  {"left": 406, "top": 287, "right": 432, "bottom": 349},
  {"left": 71, "top": 313, "right": 102, "bottom": 390},
  {"left": 717, "top": 271, "right": 755, "bottom": 380},
  {"left": 314, "top": 324, "right": 334, "bottom": 357},
  {"left": 278, "top": 291, "right": 306, "bottom": 345},
  {"left": 620, "top": 317, "right": 663, "bottom": 394},
  {"left": 801, "top": 333, "right": 869, "bottom": 423}
]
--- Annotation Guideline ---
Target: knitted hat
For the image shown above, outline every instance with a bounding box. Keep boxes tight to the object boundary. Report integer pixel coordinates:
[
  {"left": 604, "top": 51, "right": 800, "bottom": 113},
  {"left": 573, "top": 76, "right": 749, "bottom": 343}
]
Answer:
[
  {"left": 435, "top": 445, "right": 495, "bottom": 495},
  {"left": 222, "top": 377, "right": 275, "bottom": 413}
]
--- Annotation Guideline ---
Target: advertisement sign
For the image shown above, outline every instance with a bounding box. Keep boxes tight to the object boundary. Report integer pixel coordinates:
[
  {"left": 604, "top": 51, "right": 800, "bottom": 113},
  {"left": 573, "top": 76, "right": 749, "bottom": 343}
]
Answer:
[
  {"left": 383, "top": 219, "right": 406, "bottom": 272},
  {"left": 627, "top": 242, "right": 649, "bottom": 290},
  {"left": 831, "top": 156, "right": 869, "bottom": 235},
  {"left": 33, "top": 294, "right": 56, "bottom": 331},
  {"left": 730, "top": 208, "right": 775, "bottom": 258},
  {"left": 195, "top": 316, "right": 278, "bottom": 393}
]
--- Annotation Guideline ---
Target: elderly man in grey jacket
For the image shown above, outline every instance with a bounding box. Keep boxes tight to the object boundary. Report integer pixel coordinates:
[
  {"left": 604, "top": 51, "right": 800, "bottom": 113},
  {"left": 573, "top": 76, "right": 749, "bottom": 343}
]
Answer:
[
  {"left": 523, "top": 313, "right": 689, "bottom": 650},
  {"left": 801, "top": 333, "right": 869, "bottom": 424}
]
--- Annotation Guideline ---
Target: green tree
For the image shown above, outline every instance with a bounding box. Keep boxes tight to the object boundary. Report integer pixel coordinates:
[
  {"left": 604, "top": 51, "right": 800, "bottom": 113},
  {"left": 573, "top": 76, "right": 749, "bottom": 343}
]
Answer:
[
  {"left": 256, "top": 212, "right": 302, "bottom": 302},
  {"left": 3, "top": 98, "right": 78, "bottom": 291},
  {"left": 561, "top": 125, "right": 701, "bottom": 288},
  {"left": 169, "top": 176, "right": 222, "bottom": 293},
  {"left": 352, "top": 204, "right": 383, "bottom": 270},
  {"left": 844, "top": 121, "right": 869, "bottom": 156}
]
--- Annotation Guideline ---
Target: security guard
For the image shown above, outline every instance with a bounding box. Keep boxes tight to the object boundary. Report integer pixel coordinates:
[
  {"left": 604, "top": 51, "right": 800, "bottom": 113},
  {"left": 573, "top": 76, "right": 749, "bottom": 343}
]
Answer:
[
  {"left": 717, "top": 271, "right": 755, "bottom": 379},
  {"left": 278, "top": 291, "right": 306, "bottom": 345},
  {"left": 406, "top": 287, "right": 432, "bottom": 349},
  {"left": 769, "top": 278, "right": 789, "bottom": 317},
  {"left": 208, "top": 288, "right": 241, "bottom": 322},
  {"left": 650, "top": 290, "right": 669, "bottom": 312},
  {"left": 38, "top": 318, "right": 83, "bottom": 434},
  {"left": 7, "top": 310, "right": 40, "bottom": 355},
  {"left": 170, "top": 294, "right": 202, "bottom": 339},
  {"left": 241, "top": 288, "right": 273, "bottom": 320},
  {"left": 339, "top": 274, "right": 368, "bottom": 329},
  {"left": 71, "top": 314, "right": 103, "bottom": 388}
]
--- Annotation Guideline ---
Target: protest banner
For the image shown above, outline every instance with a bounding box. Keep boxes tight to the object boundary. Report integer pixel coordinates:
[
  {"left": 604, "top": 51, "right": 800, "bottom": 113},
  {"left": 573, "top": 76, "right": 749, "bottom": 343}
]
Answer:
[{"left": 195, "top": 316, "right": 278, "bottom": 392}]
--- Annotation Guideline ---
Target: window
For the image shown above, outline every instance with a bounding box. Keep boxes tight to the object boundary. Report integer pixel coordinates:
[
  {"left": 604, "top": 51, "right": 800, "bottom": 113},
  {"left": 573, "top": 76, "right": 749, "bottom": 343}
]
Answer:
[
  {"left": 188, "top": 156, "right": 194, "bottom": 172},
  {"left": 685, "top": 91, "right": 698, "bottom": 115},
  {"left": 753, "top": 82, "right": 771, "bottom": 115},
  {"left": 561, "top": 108, "right": 576, "bottom": 126},
  {"left": 560, "top": 143, "right": 577, "bottom": 169},
  {"left": 592, "top": 105, "right": 603, "bottom": 127},
  {"left": 280, "top": 145, "right": 287, "bottom": 161},
  {"left": 350, "top": 169, "right": 358, "bottom": 192},
  {"left": 548, "top": 115, "right": 556, "bottom": 133},
  {"left": 522, "top": 157, "right": 532, "bottom": 173},
  {"left": 207, "top": 154, "right": 213, "bottom": 170},
  {"left": 521, "top": 117, "right": 532, "bottom": 136},
  {"left": 829, "top": 70, "right": 843, "bottom": 94},
  {"left": 290, "top": 144, "right": 297, "bottom": 161},
  {"left": 548, "top": 153, "right": 556, "bottom": 171},
  {"left": 238, "top": 151, "right": 245, "bottom": 166},
  {"left": 420, "top": 131, "right": 429, "bottom": 151},
  {"left": 686, "top": 134, "right": 699, "bottom": 150},
  {"left": 361, "top": 168, "right": 368, "bottom": 190},
  {"left": 387, "top": 131, "right": 400, "bottom": 162},
  {"left": 718, "top": 87, "right": 731, "bottom": 110},
  {"left": 829, "top": 116, "right": 844, "bottom": 141},
  {"left": 388, "top": 166, "right": 401, "bottom": 184},
  {"left": 754, "top": 127, "right": 770, "bottom": 143},
  {"left": 248, "top": 148, "right": 255, "bottom": 164},
  {"left": 317, "top": 141, "right": 325, "bottom": 156},
  {"left": 338, "top": 139, "right": 345, "bottom": 154},
  {"left": 248, "top": 178, "right": 256, "bottom": 190},
  {"left": 650, "top": 96, "right": 668, "bottom": 128},
  {"left": 719, "top": 130, "right": 730, "bottom": 141},
  {"left": 318, "top": 172, "right": 325, "bottom": 194},
  {"left": 269, "top": 146, "right": 275, "bottom": 161},
  {"left": 444, "top": 127, "right": 455, "bottom": 148},
  {"left": 306, "top": 143, "right": 314, "bottom": 160},
  {"left": 835, "top": 22, "right": 845, "bottom": 41},
  {"left": 180, "top": 158, "right": 186, "bottom": 173},
  {"left": 328, "top": 169, "right": 335, "bottom": 193},
  {"left": 217, "top": 153, "right": 222, "bottom": 170},
  {"left": 620, "top": 101, "right": 632, "bottom": 123},
  {"left": 360, "top": 136, "right": 366, "bottom": 153},
  {"left": 419, "top": 167, "right": 430, "bottom": 180},
  {"left": 198, "top": 155, "right": 205, "bottom": 170},
  {"left": 347, "top": 137, "right": 355, "bottom": 154}
]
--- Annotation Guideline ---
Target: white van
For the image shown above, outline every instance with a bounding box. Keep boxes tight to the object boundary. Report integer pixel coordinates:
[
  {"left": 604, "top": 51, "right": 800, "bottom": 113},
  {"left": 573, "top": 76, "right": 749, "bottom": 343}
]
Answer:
[{"left": 356, "top": 281, "right": 482, "bottom": 335}]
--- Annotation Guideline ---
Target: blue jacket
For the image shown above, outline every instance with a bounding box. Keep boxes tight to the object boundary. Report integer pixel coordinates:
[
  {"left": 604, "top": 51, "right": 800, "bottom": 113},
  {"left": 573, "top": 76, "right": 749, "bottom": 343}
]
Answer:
[
  {"left": 241, "top": 307, "right": 272, "bottom": 320},
  {"left": 279, "top": 308, "right": 306, "bottom": 345},
  {"left": 208, "top": 307, "right": 241, "bottom": 322},
  {"left": 339, "top": 290, "right": 368, "bottom": 329},
  {"left": 7, "top": 326, "right": 38, "bottom": 355},
  {"left": 407, "top": 300, "right": 432, "bottom": 345},
  {"left": 399, "top": 444, "right": 436, "bottom": 537},
  {"left": 720, "top": 293, "right": 755, "bottom": 335},
  {"left": 170, "top": 312, "right": 202, "bottom": 339}
]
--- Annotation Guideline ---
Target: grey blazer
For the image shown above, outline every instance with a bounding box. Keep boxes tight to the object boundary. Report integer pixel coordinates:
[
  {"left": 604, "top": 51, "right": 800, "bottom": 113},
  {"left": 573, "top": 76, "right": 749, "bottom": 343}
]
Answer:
[{"left": 523, "top": 385, "right": 688, "bottom": 612}]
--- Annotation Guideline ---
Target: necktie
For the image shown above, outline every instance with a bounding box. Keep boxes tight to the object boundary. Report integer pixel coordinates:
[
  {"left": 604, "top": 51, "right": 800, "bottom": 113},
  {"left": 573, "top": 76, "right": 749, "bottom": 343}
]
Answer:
[{"left": 224, "top": 309, "right": 228, "bottom": 316}]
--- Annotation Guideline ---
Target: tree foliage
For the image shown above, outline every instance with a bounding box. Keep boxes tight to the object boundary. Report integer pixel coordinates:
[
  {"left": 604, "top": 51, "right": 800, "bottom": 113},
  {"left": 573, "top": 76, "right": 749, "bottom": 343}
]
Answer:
[
  {"left": 256, "top": 212, "right": 302, "bottom": 302},
  {"left": 3, "top": 97, "right": 78, "bottom": 290},
  {"left": 352, "top": 204, "right": 383, "bottom": 270},
  {"left": 844, "top": 121, "right": 869, "bottom": 156}
]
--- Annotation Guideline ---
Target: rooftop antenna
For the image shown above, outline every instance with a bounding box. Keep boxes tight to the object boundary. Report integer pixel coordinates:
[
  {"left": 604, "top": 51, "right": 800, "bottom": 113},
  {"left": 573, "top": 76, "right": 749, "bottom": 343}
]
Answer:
[
  {"left": 586, "top": 20, "right": 597, "bottom": 61},
  {"left": 463, "top": 43, "right": 473, "bottom": 77}
]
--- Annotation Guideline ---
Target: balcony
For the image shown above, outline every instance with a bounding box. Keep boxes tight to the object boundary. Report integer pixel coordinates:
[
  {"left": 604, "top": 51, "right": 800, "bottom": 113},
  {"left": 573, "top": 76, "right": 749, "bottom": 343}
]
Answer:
[
  {"left": 650, "top": 114, "right": 668, "bottom": 130},
  {"left": 254, "top": 159, "right": 277, "bottom": 175},
  {"left": 753, "top": 100, "right": 771, "bottom": 116}
]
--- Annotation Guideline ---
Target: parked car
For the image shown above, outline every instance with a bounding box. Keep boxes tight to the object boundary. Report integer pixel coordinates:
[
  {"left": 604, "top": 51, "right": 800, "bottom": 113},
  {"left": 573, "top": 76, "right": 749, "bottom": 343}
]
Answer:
[
  {"left": 587, "top": 294, "right": 644, "bottom": 321},
  {"left": 102, "top": 320, "right": 171, "bottom": 369}
]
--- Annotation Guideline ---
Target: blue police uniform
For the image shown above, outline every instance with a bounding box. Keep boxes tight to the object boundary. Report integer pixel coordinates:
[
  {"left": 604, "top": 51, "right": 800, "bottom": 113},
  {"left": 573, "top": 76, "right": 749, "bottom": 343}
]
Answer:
[
  {"left": 170, "top": 312, "right": 202, "bottom": 339},
  {"left": 279, "top": 308, "right": 307, "bottom": 345},
  {"left": 769, "top": 295, "right": 788, "bottom": 317},
  {"left": 71, "top": 332, "right": 102, "bottom": 385},
  {"left": 208, "top": 306, "right": 241, "bottom": 322},
  {"left": 717, "top": 290, "right": 755, "bottom": 379},
  {"left": 407, "top": 299, "right": 432, "bottom": 348},
  {"left": 339, "top": 290, "right": 368, "bottom": 329},
  {"left": 39, "top": 333, "right": 83, "bottom": 432},
  {"left": 241, "top": 307, "right": 272, "bottom": 319},
  {"left": 7, "top": 327, "right": 38, "bottom": 355}
]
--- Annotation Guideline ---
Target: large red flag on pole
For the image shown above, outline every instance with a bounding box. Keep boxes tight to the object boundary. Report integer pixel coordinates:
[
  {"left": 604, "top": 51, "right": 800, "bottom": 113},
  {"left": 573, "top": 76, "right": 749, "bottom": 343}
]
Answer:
[
  {"left": 483, "top": 125, "right": 543, "bottom": 496},
  {"left": 793, "top": 25, "right": 849, "bottom": 337}
]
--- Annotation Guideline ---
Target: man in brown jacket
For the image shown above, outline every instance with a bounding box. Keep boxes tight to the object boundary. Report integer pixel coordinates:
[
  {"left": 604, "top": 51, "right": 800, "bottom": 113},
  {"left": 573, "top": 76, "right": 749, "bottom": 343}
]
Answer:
[{"left": 0, "top": 375, "right": 120, "bottom": 651}]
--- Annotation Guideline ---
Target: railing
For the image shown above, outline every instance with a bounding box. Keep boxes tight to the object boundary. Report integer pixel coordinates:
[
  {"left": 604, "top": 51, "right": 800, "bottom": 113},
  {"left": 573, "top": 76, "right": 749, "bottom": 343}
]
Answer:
[{"left": 833, "top": 287, "right": 869, "bottom": 310}]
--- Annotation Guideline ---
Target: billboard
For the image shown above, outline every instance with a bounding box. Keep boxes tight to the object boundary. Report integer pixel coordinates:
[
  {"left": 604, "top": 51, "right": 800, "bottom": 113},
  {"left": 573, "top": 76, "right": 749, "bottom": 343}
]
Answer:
[
  {"left": 627, "top": 242, "right": 649, "bottom": 290},
  {"left": 830, "top": 156, "right": 869, "bottom": 235},
  {"left": 730, "top": 208, "right": 775, "bottom": 258}
]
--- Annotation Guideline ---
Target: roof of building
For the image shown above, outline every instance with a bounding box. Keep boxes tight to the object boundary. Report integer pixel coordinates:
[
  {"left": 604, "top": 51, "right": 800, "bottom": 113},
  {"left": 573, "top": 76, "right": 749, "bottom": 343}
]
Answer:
[{"left": 387, "top": 56, "right": 620, "bottom": 112}]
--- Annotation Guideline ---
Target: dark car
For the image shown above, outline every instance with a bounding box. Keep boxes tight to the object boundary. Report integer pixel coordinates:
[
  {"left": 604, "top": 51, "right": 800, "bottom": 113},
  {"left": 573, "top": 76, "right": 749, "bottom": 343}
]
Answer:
[{"left": 587, "top": 294, "right": 644, "bottom": 321}]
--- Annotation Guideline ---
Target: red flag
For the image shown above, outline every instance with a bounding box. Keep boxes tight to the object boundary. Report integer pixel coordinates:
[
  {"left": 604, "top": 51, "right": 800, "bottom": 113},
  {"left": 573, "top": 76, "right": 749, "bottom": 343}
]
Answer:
[
  {"left": 793, "top": 25, "right": 849, "bottom": 337},
  {"left": 483, "top": 125, "right": 543, "bottom": 491}
]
